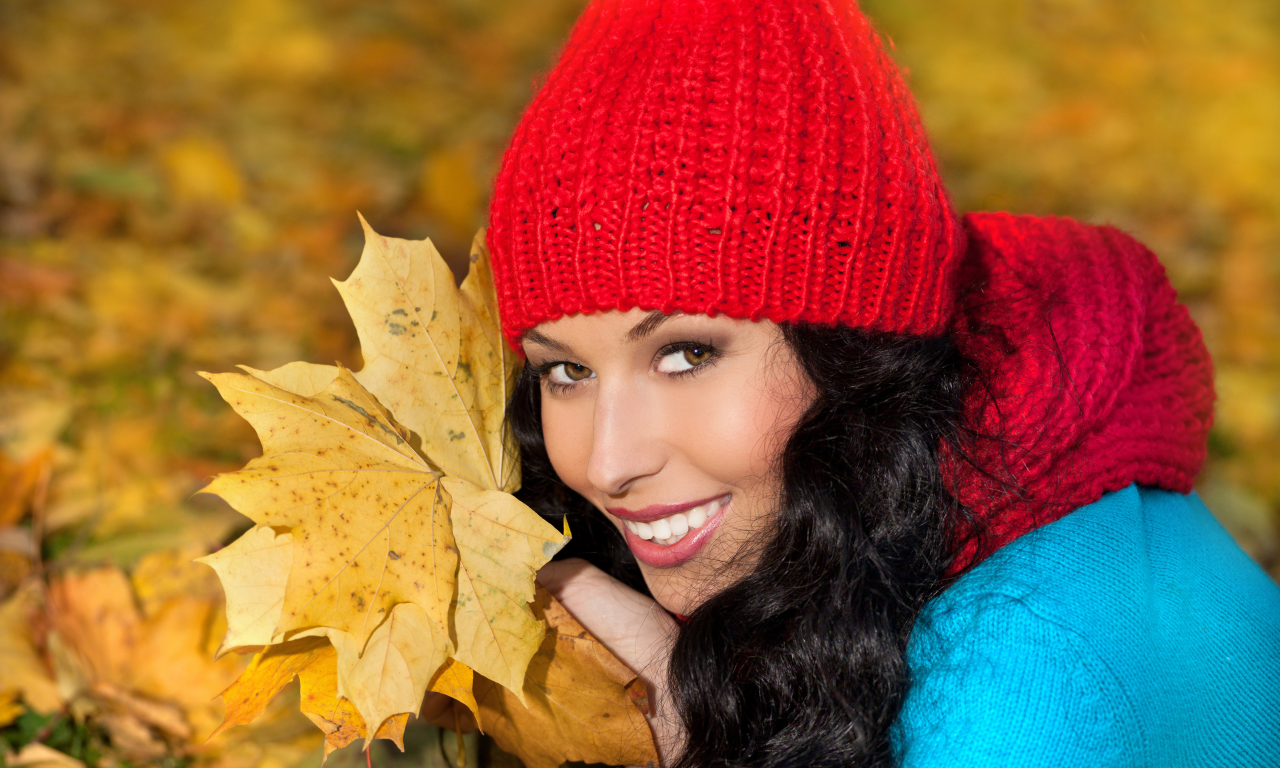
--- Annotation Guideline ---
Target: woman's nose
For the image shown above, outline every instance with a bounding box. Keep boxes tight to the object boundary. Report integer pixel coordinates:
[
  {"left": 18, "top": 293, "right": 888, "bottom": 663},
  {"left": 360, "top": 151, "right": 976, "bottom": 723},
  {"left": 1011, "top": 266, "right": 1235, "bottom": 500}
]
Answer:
[{"left": 585, "top": 379, "right": 665, "bottom": 496}]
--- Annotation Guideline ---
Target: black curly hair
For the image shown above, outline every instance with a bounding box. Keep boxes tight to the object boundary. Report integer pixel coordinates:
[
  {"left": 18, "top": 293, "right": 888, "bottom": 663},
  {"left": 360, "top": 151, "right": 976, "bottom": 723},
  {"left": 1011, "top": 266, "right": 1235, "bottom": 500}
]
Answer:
[{"left": 508, "top": 323, "right": 977, "bottom": 767}]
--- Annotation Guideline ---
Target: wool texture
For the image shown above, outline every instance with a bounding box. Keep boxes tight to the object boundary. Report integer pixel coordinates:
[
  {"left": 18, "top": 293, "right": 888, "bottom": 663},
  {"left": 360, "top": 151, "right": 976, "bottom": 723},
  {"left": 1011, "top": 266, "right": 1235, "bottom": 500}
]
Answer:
[
  {"left": 488, "top": 0, "right": 965, "bottom": 344},
  {"left": 946, "top": 213, "right": 1215, "bottom": 568},
  {"left": 486, "top": 0, "right": 1216, "bottom": 564},
  {"left": 899, "top": 485, "right": 1280, "bottom": 766}
]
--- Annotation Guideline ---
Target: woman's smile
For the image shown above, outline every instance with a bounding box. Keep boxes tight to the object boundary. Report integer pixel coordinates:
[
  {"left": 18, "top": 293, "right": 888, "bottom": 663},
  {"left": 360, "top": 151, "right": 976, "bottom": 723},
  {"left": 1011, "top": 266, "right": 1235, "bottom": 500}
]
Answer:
[
  {"left": 609, "top": 494, "right": 731, "bottom": 567},
  {"left": 522, "top": 308, "right": 814, "bottom": 614}
]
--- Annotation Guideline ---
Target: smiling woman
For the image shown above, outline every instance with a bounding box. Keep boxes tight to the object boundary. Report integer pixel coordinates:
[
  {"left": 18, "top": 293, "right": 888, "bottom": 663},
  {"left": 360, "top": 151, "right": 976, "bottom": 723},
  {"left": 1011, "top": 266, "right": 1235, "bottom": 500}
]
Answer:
[
  {"left": 521, "top": 310, "right": 813, "bottom": 610},
  {"left": 510, "top": 310, "right": 972, "bottom": 765},
  {"left": 486, "top": 0, "right": 1280, "bottom": 766}
]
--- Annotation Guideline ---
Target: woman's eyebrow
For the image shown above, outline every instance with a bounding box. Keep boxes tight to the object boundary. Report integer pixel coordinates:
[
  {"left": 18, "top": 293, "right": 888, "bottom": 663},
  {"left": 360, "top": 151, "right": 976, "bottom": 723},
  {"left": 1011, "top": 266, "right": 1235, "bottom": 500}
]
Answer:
[
  {"left": 521, "top": 328, "right": 573, "bottom": 355},
  {"left": 626, "top": 310, "right": 683, "bottom": 342}
]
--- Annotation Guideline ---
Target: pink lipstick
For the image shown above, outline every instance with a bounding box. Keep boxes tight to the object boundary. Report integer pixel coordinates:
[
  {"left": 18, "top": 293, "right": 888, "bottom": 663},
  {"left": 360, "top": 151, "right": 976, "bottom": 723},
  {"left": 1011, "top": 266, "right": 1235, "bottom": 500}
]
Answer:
[{"left": 608, "top": 494, "right": 731, "bottom": 568}]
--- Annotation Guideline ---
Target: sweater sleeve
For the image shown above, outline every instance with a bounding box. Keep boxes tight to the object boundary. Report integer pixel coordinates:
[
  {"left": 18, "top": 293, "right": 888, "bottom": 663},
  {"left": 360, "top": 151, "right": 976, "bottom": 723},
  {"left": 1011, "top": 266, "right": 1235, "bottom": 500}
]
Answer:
[{"left": 895, "top": 599, "right": 1142, "bottom": 768}]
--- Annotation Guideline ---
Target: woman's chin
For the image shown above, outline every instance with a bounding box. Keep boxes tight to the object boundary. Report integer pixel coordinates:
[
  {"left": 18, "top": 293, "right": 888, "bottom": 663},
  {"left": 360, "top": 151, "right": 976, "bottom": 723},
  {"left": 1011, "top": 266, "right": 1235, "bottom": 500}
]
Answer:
[{"left": 645, "top": 579, "right": 697, "bottom": 618}]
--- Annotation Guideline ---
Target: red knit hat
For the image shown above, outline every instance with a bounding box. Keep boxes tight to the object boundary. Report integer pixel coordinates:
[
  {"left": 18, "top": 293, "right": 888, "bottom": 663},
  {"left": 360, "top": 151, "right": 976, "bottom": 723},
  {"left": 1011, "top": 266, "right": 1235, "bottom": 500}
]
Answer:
[
  {"left": 487, "top": 0, "right": 1216, "bottom": 564},
  {"left": 488, "top": 0, "right": 966, "bottom": 348}
]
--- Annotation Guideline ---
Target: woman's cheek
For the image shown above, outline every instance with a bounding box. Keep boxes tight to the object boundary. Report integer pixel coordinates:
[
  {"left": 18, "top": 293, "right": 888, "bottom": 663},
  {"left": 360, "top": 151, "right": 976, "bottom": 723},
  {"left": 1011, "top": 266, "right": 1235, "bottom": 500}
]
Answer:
[
  {"left": 541, "top": 395, "right": 595, "bottom": 500},
  {"left": 664, "top": 383, "right": 762, "bottom": 478},
  {"left": 669, "top": 367, "right": 805, "bottom": 484}
]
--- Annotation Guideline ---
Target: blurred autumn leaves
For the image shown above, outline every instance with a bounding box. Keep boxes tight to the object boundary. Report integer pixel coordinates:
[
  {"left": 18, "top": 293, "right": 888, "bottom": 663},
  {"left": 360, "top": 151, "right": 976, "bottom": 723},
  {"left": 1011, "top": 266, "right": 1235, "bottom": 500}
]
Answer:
[
  {"left": 0, "top": 0, "right": 1277, "bottom": 765},
  {"left": 0, "top": 0, "right": 589, "bottom": 585},
  {"left": 0, "top": 0, "right": 589, "bottom": 764}
]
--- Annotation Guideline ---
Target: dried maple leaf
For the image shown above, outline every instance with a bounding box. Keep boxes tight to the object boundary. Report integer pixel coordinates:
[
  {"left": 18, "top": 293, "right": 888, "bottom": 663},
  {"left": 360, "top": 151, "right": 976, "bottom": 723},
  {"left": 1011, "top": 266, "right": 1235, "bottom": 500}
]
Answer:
[
  {"left": 319, "top": 603, "right": 440, "bottom": 737},
  {"left": 337, "top": 221, "right": 521, "bottom": 495},
  {"left": 213, "top": 636, "right": 407, "bottom": 759},
  {"left": 476, "top": 587, "right": 660, "bottom": 768},
  {"left": 198, "top": 367, "right": 457, "bottom": 735},
  {"left": 199, "top": 223, "right": 568, "bottom": 742},
  {"left": 0, "top": 583, "right": 62, "bottom": 714},
  {"left": 195, "top": 525, "right": 293, "bottom": 654},
  {"left": 300, "top": 653, "right": 411, "bottom": 760},
  {"left": 426, "top": 658, "right": 479, "bottom": 721},
  {"left": 199, "top": 367, "right": 456, "bottom": 653},
  {"left": 0, "top": 446, "right": 52, "bottom": 529}
]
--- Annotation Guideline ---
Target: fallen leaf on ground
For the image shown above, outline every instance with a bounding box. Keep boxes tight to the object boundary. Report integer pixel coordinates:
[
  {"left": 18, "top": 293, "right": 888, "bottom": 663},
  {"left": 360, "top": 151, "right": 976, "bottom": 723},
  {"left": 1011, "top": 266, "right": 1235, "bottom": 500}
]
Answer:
[
  {"left": 47, "top": 569, "right": 139, "bottom": 689},
  {"left": 96, "top": 710, "right": 170, "bottom": 763},
  {"left": 92, "top": 680, "right": 191, "bottom": 740},
  {"left": 0, "top": 528, "right": 36, "bottom": 600},
  {"left": 41, "top": 565, "right": 242, "bottom": 753},
  {"left": 5, "top": 742, "right": 86, "bottom": 768},
  {"left": 0, "top": 391, "right": 71, "bottom": 468},
  {"left": 0, "top": 689, "right": 24, "bottom": 727},
  {"left": 0, "top": 447, "right": 52, "bottom": 529},
  {"left": 130, "top": 545, "right": 225, "bottom": 616}
]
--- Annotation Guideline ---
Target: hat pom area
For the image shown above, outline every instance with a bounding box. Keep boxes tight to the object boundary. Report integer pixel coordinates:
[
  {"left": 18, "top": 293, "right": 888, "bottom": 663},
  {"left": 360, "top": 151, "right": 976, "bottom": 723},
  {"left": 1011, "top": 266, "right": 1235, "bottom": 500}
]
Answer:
[{"left": 487, "top": 0, "right": 966, "bottom": 350}]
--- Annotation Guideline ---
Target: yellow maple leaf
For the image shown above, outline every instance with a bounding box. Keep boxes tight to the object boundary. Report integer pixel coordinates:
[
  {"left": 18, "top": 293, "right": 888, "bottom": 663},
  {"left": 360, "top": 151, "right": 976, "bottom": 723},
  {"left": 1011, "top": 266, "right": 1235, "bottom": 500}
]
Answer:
[
  {"left": 336, "top": 217, "right": 519, "bottom": 494},
  {"left": 443, "top": 477, "right": 565, "bottom": 698},
  {"left": 426, "top": 658, "right": 479, "bottom": 722},
  {"left": 320, "top": 602, "right": 440, "bottom": 740},
  {"left": 211, "top": 637, "right": 330, "bottom": 741},
  {"left": 300, "top": 656, "right": 410, "bottom": 760},
  {"left": 212, "top": 636, "right": 408, "bottom": 758},
  {"left": 200, "top": 366, "right": 457, "bottom": 653},
  {"left": 240, "top": 361, "right": 340, "bottom": 399},
  {"left": 195, "top": 526, "right": 293, "bottom": 654},
  {"left": 454, "top": 228, "right": 522, "bottom": 494},
  {"left": 199, "top": 222, "right": 568, "bottom": 742}
]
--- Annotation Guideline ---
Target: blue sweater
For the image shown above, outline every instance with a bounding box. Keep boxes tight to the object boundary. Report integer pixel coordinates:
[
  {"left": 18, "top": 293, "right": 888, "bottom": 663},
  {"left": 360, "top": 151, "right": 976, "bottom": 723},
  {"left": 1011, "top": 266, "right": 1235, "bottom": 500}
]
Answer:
[{"left": 896, "top": 484, "right": 1280, "bottom": 767}]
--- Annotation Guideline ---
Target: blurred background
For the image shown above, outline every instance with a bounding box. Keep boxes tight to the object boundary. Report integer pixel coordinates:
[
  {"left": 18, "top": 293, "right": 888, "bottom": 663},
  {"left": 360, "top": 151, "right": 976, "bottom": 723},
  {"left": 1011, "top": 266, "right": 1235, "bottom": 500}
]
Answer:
[{"left": 0, "top": 0, "right": 1276, "bottom": 766}]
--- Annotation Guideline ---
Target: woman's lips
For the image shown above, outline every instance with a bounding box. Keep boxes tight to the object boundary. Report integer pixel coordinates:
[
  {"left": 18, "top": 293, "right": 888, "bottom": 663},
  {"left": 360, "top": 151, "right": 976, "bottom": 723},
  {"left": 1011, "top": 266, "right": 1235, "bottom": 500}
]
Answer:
[
  {"left": 606, "top": 494, "right": 726, "bottom": 523},
  {"left": 614, "top": 495, "right": 730, "bottom": 568}
]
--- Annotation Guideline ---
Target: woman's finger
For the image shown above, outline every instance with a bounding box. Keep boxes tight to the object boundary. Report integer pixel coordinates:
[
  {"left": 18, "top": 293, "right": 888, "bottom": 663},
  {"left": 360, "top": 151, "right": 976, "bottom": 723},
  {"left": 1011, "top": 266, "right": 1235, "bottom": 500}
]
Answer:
[{"left": 418, "top": 692, "right": 478, "bottom": 733}]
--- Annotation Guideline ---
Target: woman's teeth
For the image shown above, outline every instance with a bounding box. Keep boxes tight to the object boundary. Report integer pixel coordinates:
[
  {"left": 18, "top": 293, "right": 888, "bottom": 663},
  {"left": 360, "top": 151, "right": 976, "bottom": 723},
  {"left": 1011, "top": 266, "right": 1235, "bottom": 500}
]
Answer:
[{"left": 623, "top": 497, "right": 726, "bottom": 547}]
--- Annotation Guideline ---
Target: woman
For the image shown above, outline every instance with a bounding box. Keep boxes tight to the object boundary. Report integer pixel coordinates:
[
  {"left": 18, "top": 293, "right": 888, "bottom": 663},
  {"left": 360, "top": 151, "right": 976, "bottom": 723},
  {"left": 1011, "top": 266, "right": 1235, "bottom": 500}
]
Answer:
[{"left": 484, "top": 0, "right": 1280, "bottom": 765}]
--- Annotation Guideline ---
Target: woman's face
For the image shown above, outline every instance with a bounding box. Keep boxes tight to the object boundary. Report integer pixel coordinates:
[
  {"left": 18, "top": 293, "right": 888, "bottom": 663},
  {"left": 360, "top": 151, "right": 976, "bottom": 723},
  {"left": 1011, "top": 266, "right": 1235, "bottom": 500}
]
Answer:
[{"left": 522, "top": 308, "right": 815, "bottom": 615}]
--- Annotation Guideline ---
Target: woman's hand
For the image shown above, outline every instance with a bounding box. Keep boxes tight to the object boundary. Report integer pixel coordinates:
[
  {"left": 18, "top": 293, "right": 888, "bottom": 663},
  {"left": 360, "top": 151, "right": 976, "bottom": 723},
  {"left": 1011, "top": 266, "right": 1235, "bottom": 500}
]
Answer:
[
  {"left": 537, "top": 558, "right": 683, "bottom": 765},
  {"left": 420, "top": 558, "right": 682, "bottom": 764}
]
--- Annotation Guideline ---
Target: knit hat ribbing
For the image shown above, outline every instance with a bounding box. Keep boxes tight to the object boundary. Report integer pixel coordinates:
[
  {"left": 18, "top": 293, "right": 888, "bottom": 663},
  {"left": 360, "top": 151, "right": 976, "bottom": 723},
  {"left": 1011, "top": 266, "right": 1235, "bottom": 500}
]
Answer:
[{"left": 487, "top": 0, "right": 966, "bottom": 349}]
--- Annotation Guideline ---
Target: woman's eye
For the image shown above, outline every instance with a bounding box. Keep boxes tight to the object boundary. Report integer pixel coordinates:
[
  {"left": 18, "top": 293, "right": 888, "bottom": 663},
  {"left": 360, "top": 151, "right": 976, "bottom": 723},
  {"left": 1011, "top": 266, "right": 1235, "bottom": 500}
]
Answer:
[
  {"left": 656, "top": 346, "right": 714, "bottom": 373},
  {"left": 548, "top": 363, "right": 595, "bottom": 384}
]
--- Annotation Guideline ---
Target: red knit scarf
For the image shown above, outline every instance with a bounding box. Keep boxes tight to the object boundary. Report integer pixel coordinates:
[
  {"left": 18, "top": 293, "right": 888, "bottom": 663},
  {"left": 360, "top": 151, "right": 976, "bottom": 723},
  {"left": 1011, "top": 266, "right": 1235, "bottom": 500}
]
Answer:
[{"left": 945, "top": 213, "right": 1215, "bottom": 571}]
